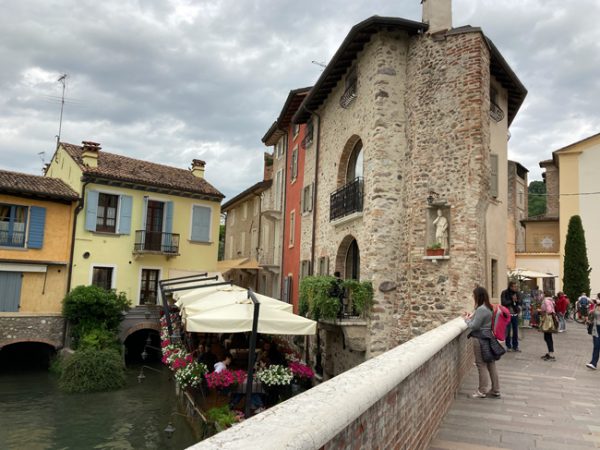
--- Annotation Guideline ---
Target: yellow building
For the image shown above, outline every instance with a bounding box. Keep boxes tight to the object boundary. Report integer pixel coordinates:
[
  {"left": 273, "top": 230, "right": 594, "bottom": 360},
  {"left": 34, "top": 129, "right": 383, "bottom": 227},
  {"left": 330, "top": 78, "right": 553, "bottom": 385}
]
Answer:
[
  {"left": 45, "top": 141, "right": 224, "bottom": 305},
  {"left": 0, "top": 169, "right": 78, "bottom": 313}
]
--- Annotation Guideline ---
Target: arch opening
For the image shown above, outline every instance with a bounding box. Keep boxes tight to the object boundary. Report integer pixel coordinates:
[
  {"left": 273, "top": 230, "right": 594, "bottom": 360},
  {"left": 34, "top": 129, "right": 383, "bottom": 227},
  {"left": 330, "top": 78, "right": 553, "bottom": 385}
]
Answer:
[
  {"left": 123, "top": 329, "right": 161, "bottom": 365},
  {"left": 335, "top": 235, "right": 361, "bottom": 281},
  {"left": 0, "top": 342, "right": 57, "bottom": 371}
]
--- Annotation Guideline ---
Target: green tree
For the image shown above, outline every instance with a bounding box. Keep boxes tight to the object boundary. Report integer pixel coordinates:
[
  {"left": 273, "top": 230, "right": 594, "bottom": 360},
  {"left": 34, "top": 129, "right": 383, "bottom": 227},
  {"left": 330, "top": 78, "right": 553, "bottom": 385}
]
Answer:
[
  {"left": 218, "top": 224, "right": 226, "bottom": 260},
  {"left": 528, "top": 180, "right": 546, "bottom": 217},
  {"left": 563, "top": 215, "right": 591, "bottom": 302}
]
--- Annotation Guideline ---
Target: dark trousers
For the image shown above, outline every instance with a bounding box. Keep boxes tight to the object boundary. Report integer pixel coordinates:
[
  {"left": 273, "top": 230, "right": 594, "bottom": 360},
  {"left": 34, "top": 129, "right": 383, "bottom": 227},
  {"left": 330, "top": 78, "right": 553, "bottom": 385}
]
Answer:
[
  {"left": 505, "top": 315, "right": 519, "bottom": 349},
  {"left": 592, "top": 326, "right": 600, "bottom": 366},
  {"left": 543, "top": 332, "right": 554, "bottom": 353}
]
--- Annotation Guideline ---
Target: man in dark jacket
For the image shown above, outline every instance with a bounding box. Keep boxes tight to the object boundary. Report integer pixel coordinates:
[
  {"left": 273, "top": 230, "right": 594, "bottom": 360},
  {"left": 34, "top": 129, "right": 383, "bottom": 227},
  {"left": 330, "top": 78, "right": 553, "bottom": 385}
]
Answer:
[{"left": 501, "top": 281, "right": 522, "bottom": 352}]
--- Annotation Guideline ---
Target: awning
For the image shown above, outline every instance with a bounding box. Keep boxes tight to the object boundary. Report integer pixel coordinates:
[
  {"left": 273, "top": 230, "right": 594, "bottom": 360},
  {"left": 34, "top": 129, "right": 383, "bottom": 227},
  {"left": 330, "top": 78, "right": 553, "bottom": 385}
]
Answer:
[
  {"left": 178, "top": 285, "right": 292, "bottom": 318},
  {"left": 217, "top": 258, "right": 261, "bottom": 273},
  {"left": 509, "top": 268, "right": 557, "bottom": 279},
  {"left": 185, "top": 301, "right": 316, "bottom": 335}
]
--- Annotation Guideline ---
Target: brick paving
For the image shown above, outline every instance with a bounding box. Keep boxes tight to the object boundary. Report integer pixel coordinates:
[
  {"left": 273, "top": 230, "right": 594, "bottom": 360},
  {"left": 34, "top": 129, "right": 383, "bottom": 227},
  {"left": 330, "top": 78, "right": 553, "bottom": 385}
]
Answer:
[{"left": 430, "top": 322, "right": 600, "bottom": 450}]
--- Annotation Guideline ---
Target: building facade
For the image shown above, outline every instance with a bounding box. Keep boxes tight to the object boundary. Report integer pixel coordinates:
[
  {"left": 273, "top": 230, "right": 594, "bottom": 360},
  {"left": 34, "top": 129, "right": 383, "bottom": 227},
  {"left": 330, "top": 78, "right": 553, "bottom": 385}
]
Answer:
[
  {"left": 0, "top": 170, "right": 78, "bottom": 349},
  {"left": 507, "top": 161, "right": 528, "bottom": 268},
  {"left": 45, "top": 141, "right": 223, "bottom": 309},
  {"left": 292, "top": 9, "right": 526, "bottom": 376}
]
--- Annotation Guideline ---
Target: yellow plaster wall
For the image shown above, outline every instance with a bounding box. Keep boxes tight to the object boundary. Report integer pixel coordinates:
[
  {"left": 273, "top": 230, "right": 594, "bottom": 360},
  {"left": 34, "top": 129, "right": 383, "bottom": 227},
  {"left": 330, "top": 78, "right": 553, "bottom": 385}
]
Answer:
[
  {"left": 523, "top": 221, "right": 560, "bottom": 253},
  {"left": 486, "top": 76, "right": 509, "bottom": 300},
  {"left": 19, "top": 266, "right": 68, "bottom": 313},
  {"left": 69, "top": 184, "right": 221, "bottom": 305},
  {"left": 0, "top": 194, "right": 75, "bottom": 263}
]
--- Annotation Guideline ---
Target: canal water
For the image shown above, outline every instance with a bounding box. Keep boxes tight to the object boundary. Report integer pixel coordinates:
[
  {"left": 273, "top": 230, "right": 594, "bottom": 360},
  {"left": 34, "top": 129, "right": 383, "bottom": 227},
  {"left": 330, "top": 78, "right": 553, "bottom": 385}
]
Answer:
[{"left": 0, "top": 364, "right": 197, "bottom": 450}]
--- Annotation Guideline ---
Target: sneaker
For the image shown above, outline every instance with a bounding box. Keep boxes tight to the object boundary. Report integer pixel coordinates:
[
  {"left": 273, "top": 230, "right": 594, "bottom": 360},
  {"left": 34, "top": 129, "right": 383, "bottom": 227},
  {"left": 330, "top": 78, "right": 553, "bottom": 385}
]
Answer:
[
  {"left": 586, "top": 363, "right": 597, "bottom": 370},
  {"left": 486, "top": 391, "right": 501, "bottom": 398},
  {"left": 541, "top": 354, "right": 549, "bottom": 359},
  {"left": 471, "top": 390, "right": 486, "bottom": 398},
  {"left": 513, "top": 348, "right": 522, "bottom": 352},
  {"left": 543, "top": 355, "right": 556, "bottom": 361}
]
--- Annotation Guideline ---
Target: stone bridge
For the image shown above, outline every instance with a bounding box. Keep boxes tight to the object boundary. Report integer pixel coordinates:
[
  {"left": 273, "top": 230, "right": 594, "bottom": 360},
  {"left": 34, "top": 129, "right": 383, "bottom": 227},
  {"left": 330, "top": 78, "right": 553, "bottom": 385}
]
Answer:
[
  {"left": 0, "top": 313, "right": 65, "bottom": 349},
  {"left": 119, "top": 305, "right": 162, "bottom": 342},
  {"left": 189, "top": 319, "right": 600, "bottom": 450}
]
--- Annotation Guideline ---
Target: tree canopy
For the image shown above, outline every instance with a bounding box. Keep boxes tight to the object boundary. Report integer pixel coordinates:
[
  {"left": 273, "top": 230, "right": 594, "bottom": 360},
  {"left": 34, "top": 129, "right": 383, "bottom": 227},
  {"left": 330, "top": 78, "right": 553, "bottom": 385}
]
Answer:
[
  {"left": 563, "top": 215, "right": 591, "bottom": 301},
  {"left": 528, "top": 180, "right": 546, "bottom": 217}
]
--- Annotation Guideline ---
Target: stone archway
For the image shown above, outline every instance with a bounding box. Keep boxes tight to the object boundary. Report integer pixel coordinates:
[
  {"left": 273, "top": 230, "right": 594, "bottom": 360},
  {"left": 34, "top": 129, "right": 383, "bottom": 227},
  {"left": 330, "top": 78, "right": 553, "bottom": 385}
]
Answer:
[
  {"left": 0, "top": 338, "right": 61, "bottom": 350},
  {"left": 334, "top": 235, "right": 361, "bottom": 280},
  {"left": 336, "top": 135, "right": 363, "bottom": 188},
  {"left": 119, "top": 322, "right": 161, "bottom": 343}
]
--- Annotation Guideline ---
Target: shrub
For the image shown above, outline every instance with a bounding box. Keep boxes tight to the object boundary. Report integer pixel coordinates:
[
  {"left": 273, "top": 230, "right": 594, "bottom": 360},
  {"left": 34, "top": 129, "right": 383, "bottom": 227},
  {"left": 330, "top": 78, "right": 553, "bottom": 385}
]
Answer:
[
  {"left": 63, "top": 285, "right": 130, "bottom": 347},
  {"left": 342, "top": 279, "right": 374, "bottom": 317},
  {"left": 206, "top": 405, "right": 240, "bottom": 429},
  {"left": 298, "top": 276, "right": 340, "bottom": 321},
  {"left": 563, "top": 215, "right": 591, "bottom": 302},
  {"left": 59, "top": 348, "right": 125, "bottom": 393},
  {"left": 79, "top": 327, "right": 122, "bottom": 353}
]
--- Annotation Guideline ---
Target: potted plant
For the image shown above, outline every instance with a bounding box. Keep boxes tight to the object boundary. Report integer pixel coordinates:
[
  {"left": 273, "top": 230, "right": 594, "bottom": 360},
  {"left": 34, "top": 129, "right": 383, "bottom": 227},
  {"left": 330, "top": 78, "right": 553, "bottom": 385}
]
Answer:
[{"left": 426, "top": 242, "right": 445, "bottom": 256}]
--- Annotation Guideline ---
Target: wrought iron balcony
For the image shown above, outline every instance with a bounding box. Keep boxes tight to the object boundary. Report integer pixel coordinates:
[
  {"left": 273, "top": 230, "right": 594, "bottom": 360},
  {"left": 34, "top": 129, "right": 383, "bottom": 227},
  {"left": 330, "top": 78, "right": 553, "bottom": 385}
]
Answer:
[
  {"left": 339, "top": 80, "right": 357, "bottom": 108},
  {"left": 330, "top": 177, "right": 363, "bottom": 221},
  {"left": 134, "top": 230, "right": 180, "bottom": 255},
  {"left": 0, "top": 230, "right": 25, "bottom": 247},
  {"left": 490, "top": 100, "right": 504, "bottom": 122},
  {"left": 302, "top": 124, "right": 314, "bottom": 149}
]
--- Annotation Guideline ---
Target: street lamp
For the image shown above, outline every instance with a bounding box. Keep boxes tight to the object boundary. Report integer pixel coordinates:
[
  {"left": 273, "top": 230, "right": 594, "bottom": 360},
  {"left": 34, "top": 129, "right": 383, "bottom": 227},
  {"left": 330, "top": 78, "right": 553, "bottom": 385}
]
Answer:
[{"left": 164, "top": 412, "right": 188, "bottom": 439}]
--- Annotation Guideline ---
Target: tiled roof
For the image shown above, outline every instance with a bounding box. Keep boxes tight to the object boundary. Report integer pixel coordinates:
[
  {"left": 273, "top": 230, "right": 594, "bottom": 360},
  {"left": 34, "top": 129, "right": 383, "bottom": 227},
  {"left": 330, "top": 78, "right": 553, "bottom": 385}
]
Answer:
[
  {"left": 0, "top": 169, "right": 79, "bottom": 201},
  {"left": 221, "top": 180, "right": 272, "bottom": 211},
  {"left": 60, "top": 142, "right": 224, "bottom": 199}
]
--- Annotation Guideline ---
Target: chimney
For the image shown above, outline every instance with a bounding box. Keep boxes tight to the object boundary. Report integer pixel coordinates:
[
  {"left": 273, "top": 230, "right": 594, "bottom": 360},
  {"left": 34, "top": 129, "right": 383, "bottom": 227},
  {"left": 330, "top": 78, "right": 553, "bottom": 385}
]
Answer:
[
  {"left": 263, "top": 153, "right": 273, "bottom": 181},
  {"left": 81, "top": 141, "right": 101, "bottom": 168},
  {"left": 191, "top": 159, "right": 206, "bottom": 178},
  {"left": 422, "top": 0, "right": 452, "bottom": 34}
]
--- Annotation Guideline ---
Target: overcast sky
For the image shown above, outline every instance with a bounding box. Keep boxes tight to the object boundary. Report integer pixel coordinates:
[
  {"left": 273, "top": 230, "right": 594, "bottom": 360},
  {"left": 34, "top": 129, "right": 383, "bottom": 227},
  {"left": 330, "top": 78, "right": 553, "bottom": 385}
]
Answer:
[{"left": 1, "top": 0, "right": 598, "bottom": 200}]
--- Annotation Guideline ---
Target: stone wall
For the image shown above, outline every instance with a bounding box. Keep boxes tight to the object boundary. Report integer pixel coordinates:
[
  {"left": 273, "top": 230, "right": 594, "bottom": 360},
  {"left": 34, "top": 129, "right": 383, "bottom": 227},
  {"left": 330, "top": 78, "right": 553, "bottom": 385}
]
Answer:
[
  {"left": 541, "top": 161, "right": 559, "bottom": 217},
  {"left": 0, "top": 313, "right": 65, "bottom": 348},
  {"left": 189, "top": 317, "right": 471, "bottom": 450}
]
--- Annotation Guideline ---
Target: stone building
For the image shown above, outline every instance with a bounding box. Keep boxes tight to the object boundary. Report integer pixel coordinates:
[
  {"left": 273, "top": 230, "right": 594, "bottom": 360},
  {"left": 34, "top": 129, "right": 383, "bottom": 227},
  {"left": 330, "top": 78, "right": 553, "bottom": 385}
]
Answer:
[
  {"left": 292, "top": 2, "right": 527, "bottom": 377},
  {"left": 507, "top": 160, "right": 528, "bottom": 267}
]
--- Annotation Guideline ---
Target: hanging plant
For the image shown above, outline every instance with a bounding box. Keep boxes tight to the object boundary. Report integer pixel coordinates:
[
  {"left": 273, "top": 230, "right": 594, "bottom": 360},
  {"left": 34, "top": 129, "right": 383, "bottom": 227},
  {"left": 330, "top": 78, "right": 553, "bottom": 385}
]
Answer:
[
  {"left": 342, "top": 280, "right": 374, "bottom": 317},
  {"left": 299, "top": 276, "right": 340, "bottom": 321}
]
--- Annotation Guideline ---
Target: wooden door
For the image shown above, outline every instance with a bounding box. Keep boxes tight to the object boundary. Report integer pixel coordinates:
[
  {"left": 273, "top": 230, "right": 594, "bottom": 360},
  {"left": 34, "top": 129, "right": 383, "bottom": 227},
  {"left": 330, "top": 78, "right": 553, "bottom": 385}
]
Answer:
[
  {"left": 145, "top": 201, "right": 164, "bottom": 251},
  {"left": 0, "top": 271, "right": 22, "bottom": 312}
]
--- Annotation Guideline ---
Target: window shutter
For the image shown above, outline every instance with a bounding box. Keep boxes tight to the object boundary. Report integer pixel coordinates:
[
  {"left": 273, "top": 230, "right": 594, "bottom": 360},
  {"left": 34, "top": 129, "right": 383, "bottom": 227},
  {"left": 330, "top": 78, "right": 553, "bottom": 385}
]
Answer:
[
  {"left": 27, "top": 206, "right": 46, "bottom": 249},
  {"left": 191, "top": 205, "right": 211, "bottom": 242},
  {"left": 490, "top": 154, "right": 499, "bottom": 198},
  {"left": 282, "top": 276, "right": 289, "bottom": 303},
  {"left": 117, "top": 195, "right": 132, "bottom": 234},
  {"left": 164, "top": 201, "right": 174, "bottom": 234},
  {"left": 287, "top": 276, "right": 293, "bottom": 304},
  {"left": 309, "top": 183, "right": 314, "bottom": 212},
  {"left": 141, "top": 196, "right": 149, "bottom": 230},
  {"left": 85, "top": 190, "right": 99, "bottom": 231}
]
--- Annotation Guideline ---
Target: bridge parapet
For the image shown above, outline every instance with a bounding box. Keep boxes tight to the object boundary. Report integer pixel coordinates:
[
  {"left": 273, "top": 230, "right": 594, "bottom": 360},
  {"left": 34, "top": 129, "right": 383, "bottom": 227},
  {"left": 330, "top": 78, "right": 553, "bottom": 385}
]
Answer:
[
  {"left": 190, "top": 317, "right": 471, "bottom": 450},
  {"left": 0, "top": 313, "right": 65, "bottom": 349}
]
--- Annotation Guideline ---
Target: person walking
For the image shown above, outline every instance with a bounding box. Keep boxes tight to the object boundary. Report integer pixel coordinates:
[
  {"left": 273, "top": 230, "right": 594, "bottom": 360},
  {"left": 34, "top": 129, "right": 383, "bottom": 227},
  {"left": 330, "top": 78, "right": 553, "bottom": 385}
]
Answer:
[
  {"left": 464, "top": 286, "right": 502, "bottom": 398},
  {"left": 586, "top": 294, "right": 600, "bottom": 370},
  {"left": 501, "top": 281, "right": 522, "bottom": 351},
  {"left": 555, "top": 292, "right": 569, "bottom": 332},
  {"left": 540, "top": 292, "right": 557, "bottom": 361}
]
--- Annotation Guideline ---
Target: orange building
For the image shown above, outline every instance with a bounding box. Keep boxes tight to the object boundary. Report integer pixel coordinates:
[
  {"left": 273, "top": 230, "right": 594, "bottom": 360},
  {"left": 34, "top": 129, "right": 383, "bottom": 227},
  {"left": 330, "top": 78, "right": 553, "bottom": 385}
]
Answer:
[{"left": 0, "top": 170, "right": 78, "bottom": 313}]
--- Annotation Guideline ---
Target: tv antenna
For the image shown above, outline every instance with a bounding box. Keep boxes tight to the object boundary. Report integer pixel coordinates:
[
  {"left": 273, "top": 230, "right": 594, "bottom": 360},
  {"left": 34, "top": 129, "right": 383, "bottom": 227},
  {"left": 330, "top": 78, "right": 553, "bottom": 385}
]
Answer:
[
  {"left": 311, "top": 60, "right": 327, "bottom": 70},
  {"left": 56, "top": 73, "right": 67, "bottom": 149}
]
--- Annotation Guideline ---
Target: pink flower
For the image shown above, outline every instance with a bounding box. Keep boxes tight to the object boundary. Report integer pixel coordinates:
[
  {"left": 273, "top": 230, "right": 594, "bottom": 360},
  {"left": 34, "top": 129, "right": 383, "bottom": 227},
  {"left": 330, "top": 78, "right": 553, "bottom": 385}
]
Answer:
[
  {"left": 289, "top": 361, "right": 314, "bottom": 379},
  {"left": 161, "top": 339, "right": 171, "bottom": 348}
]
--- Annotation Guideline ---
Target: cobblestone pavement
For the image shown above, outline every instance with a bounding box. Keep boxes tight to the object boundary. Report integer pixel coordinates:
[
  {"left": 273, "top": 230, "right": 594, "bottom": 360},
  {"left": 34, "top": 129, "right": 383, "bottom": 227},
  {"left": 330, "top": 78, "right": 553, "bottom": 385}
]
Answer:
[{"left": 430, "top": 322, "right": 600, "bottom": 450}]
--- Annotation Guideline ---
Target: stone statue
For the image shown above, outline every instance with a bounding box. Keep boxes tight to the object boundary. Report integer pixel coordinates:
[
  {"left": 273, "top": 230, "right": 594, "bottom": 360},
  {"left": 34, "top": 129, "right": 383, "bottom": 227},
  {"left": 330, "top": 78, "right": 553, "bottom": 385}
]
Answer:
[{"left": 433, "top": 209, "right": 448, "bottom": 251}]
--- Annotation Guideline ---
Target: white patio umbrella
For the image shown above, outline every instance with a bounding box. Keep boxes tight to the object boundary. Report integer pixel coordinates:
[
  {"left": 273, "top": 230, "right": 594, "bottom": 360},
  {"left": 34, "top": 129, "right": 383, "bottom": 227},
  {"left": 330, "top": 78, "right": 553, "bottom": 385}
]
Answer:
[
  {"left": 509, "top": 268, "right": 557, "bottom": 279},
  {"left": 185, "top": 300, "right": 316, "bottom": 335},
  {"left": 179, "top": 287, "right": 292, "bottom": 319}
]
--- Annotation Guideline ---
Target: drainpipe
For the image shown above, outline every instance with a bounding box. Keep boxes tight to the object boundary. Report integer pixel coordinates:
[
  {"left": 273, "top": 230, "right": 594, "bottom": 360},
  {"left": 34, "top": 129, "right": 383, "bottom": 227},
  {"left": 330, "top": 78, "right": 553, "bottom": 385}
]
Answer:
[
  {"left": 67, "top": 180, "right": 89, "bottom": 291},
  {"left": 280, "top": 134, "right": 288, "bottom": 299}
]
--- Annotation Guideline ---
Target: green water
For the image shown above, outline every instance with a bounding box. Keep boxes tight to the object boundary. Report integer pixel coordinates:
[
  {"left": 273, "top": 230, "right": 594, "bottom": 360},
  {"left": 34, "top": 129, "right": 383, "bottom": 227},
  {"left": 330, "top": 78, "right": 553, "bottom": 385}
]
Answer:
[{"left": 0, "top": 365, "right": 197, "bottom": 450}]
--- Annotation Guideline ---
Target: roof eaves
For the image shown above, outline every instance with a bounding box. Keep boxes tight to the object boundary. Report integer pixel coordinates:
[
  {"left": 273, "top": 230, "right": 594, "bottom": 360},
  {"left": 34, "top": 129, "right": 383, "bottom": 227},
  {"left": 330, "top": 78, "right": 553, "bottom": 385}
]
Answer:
[
  {"left": 552, "top": 131, "right": 600, "bottom": 155},
  {"left": 293, "top": 16, "right": 427, "bottom": 124},
  {"left": 221, "top": 180, "right": 272, "bottom": 211}
]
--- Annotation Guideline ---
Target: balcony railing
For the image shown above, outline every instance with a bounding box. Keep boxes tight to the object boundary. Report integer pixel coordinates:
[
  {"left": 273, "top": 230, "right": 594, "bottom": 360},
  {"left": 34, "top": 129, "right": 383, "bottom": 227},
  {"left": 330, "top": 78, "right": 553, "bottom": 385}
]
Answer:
[
  {"left": 0, "top": 230, "right": 25, "bottom": 247},
  {"left": 330, "top": 177, "right": 363, "bottom": 221},
  {"left": 302, "top": 124, "right": 314, "bottom": 149},
  {"left": 490, "top": 101, "right": 504, "bottom": 122},
  {"left": 339, "top": 80, "right": 357, "bottom": 108},
  {"left": 134, "top": 230, "right": 180, "bottom": 255}
]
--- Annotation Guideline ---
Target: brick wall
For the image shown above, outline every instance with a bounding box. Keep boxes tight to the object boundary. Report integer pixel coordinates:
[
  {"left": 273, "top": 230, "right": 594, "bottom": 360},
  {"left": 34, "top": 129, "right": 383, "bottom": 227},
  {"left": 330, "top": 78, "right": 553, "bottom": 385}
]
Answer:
[{"left": 189, "top": 317, "right": 472, "bottom": 450}]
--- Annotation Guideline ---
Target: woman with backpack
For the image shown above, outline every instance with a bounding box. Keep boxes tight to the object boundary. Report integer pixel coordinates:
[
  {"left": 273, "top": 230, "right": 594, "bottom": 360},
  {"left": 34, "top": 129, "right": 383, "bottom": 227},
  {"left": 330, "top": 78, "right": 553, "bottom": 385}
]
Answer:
[
  {"left": 464, "top": 286, "right": 504, "bottom": 399},
  {"left": 540, "top": 292, "right": 557, "bottom": 361}
]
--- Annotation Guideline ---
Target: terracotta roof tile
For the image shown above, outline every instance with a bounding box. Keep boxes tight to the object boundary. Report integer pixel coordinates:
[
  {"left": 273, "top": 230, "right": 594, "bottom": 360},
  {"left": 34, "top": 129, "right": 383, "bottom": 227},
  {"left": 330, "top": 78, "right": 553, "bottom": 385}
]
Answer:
[
  {"left": 0, "top": 169, "right": 79, "bottom": 201},
  {"left": 60, "top": 142, "right": 224, "bottom": 199}
]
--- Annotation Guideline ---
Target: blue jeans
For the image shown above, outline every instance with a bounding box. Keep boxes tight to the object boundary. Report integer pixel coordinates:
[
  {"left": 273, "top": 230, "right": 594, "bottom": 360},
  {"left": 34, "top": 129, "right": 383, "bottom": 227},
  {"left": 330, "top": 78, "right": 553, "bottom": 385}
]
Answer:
[
  {"left": 505, "top": 315, "right": 519, "bottom": 350},
  {"left": 592, "top": 326, "right": 600, "bottom": 366}
]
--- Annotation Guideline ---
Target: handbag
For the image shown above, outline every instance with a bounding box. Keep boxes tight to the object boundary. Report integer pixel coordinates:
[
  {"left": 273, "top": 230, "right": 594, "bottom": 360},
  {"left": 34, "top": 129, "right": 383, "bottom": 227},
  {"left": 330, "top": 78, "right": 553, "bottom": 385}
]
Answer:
[{"left": 541, "top": 313, "right": 557, "bottom": 333}]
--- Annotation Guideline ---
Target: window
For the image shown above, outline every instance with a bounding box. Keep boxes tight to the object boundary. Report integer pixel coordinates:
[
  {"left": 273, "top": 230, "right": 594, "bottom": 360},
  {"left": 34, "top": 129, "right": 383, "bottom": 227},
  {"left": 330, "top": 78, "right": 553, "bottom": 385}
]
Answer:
[
  {"left": 289, "top": 211, "right": 295, "bottom": 247},
  {"left": 340, "top": 65, "right": 357, "bottom": 108},
  {"left": 0, "top": 204, "right": 28, "bottom": 247},
  {"left": 303, "top": 120, "right": 314, "bottom": 148},
  {"left": 318, "top": 256, "right": 329, "bottom": 276},
  {"left": 85, "top": 191, "right": 132, "bottom": 234},
  {"left": 293, "top": 123, "right": 300, "bottom": 138},
  {"left": 302, "top": 184, "right": 313, "bottom": 214},
  {"left": 282, "top": 275, "right": 292, "bottom": 303},
  {"left": 228, "top": 235, "right": 235, "bottom": 259},
  {"left": 346, "top": 140, "right": 363, "bottom": 182},
  {"left": 274, "top": 169, "right": 283, "bottom": 211},
  {"left": 140, "top": 269, "right": 160, "bottom": 305},
  {"left": 275, "top": 135, "right": 287, "bottom": 159},
  {"left": 300, "top": 260, "right": 311, "bottom": 279},
  {"left": 291, "top": 147, "right": 298, "bottom": 181},
  {"left": 345, "top": 239, "right": 360, "bottom": 280},
  {"left": 191, "top": 205, "right": 212, "bottom": 242},
  {"left": 96, "top": 193, "right": 119, "bottom": 233},
  {"left": 490, "top": 154, "right": 499, "bottom": 198},
  {"left": 92, "top": 266, "right": 114, "bottom": 291}
]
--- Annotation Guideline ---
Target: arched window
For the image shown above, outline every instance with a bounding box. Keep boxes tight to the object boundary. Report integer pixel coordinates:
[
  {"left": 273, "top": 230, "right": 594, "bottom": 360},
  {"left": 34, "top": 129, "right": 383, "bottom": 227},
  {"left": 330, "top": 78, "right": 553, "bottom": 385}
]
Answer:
[
  {"left": 346, "top": 140, "right": 363, "bottom": 182},
  {"left": 345, "top": 239, "right": 360, "bottom": 280}
]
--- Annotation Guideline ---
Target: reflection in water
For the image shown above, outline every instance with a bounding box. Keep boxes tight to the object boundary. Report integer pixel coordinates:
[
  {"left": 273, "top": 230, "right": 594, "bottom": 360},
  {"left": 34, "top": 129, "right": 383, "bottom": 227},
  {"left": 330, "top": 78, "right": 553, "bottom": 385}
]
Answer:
[{"left": 0, "top": 365, "right": 196, "bottom": 450}]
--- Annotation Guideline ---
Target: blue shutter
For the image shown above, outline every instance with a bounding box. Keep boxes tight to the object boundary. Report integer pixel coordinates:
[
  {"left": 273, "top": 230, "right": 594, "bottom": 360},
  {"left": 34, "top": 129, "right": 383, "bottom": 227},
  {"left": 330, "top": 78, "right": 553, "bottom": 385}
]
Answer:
[
  {"left": 117, "top": 195, "right": 133, "bottom": 234},
  {"left": 0, "top": 271, "right": 22, "bottom": 312},
  {"left": 85, "top": 190, "right": 99, "bottom": 231},
  {"left": 191, "top": 205, "right": 211, "bottom": 242},
  {"left": 164, "top": 201, "right": 174, "bottom": 234},
  {"left": 27, "top": 206, "right": 46, "bottom": 249}
]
